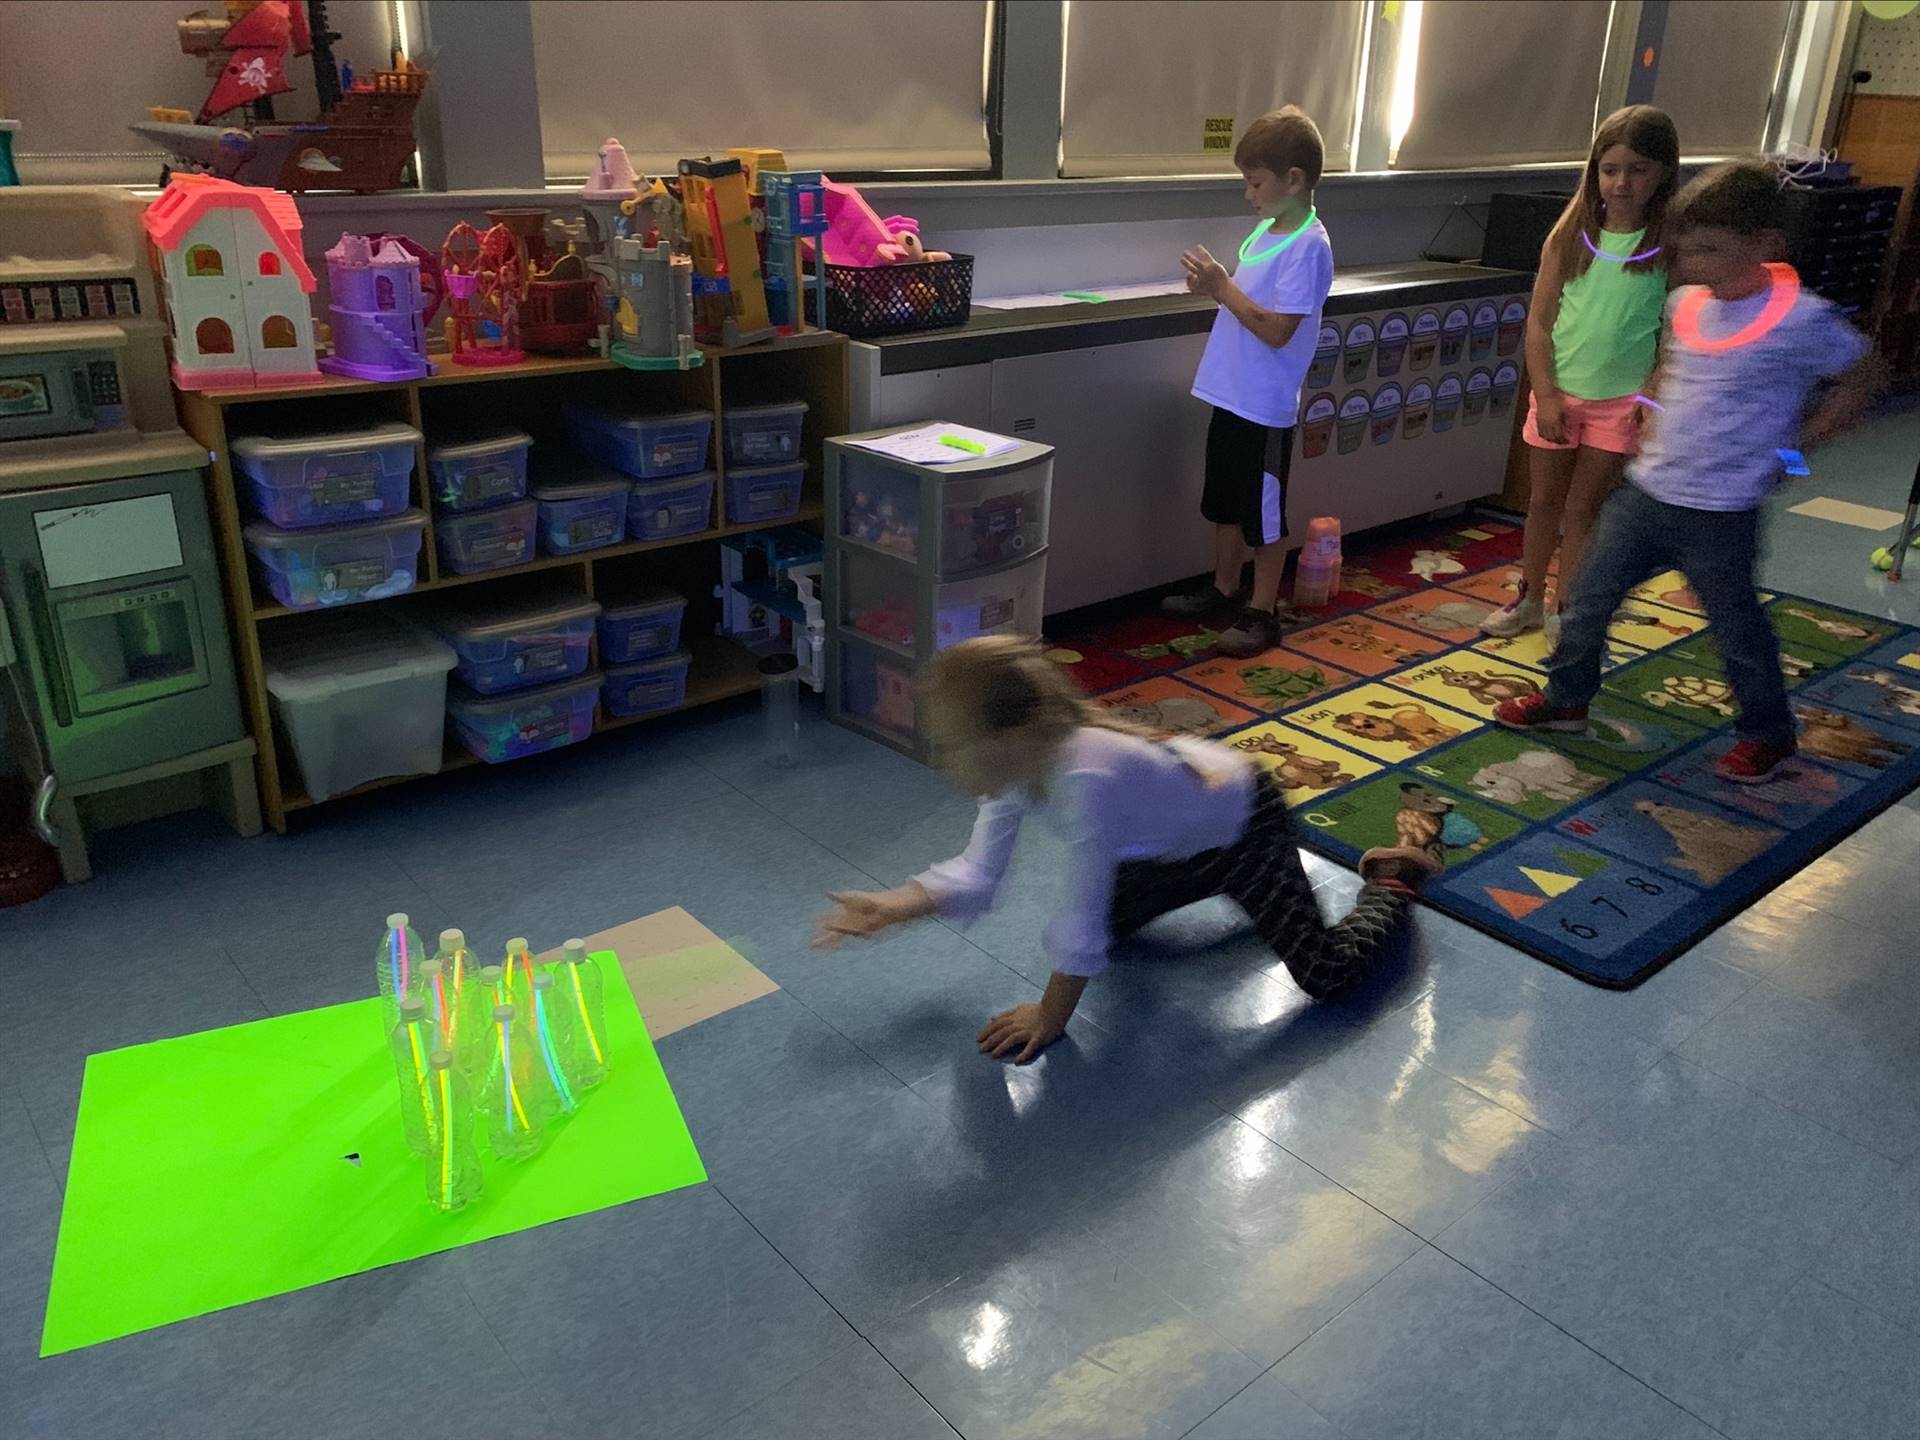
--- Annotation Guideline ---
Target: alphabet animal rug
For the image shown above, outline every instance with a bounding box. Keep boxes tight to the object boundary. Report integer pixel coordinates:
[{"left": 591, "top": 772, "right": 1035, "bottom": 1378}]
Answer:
[{"left": 1048, "top": 516, "right": 1920, "bottom": 987}]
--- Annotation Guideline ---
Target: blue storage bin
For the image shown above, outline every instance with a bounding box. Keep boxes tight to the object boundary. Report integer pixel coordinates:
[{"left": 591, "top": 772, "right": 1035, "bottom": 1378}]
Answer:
[
  {"left": 602, "top": 651, "right": 691, "bottom": 718},
  {"left": 722, "top": 400, "right": 808, "bottom": 466},
  {"left": 431, "top": 587, "right": 601, "bottom": 694},
  {"left": 726, "top": 461, "right": 806, "bottom": 524},
  {"left": 426, "top": 430, "right": 532, "bottom": 512},
  {"left": 628, "top": 471, "right": 715, "bottom": 541},
  {"left": 435, "top": 499, "right": 537, "bottom": 575},
  {"left": 233, "top": 422, "right": 418, "bottom": 529},
  {"left": 446, "top": 671, "right": 600, "bottom": 763},
  {"left": 564, "top": 402, "right": 713, "bottom": 479},
  {"left": 598, "top": 590, "right": 688, "bottom": 665},
  {"left": 531, "top": 474, "right": 629, "bottom": 555},
  {"left": 244, "top": 511, "right": 426, "bottom": 610}
]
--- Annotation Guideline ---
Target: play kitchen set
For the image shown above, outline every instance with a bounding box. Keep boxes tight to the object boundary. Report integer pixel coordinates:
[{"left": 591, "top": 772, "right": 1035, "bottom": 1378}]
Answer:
[
  {"left": 0, "top": 186, "right": 258, "bottom": 883},
  {"left": 825, "top": 424, "right": 1055, "bottom": 758}
]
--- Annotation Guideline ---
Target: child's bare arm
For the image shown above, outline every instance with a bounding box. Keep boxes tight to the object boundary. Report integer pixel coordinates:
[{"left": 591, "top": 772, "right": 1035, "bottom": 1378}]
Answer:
[
  {"left": 1183, "top": 245, "right": 1305, "bottom": 349},
  {"left": 812, "top": 882, "right": 938, "bottom": 949},
  {"left": 1800, "top": 351, "right": 1884, "bottom": 453},
  {"left": 978, "top": 972, "right": 1088, "bottom": 1063},
  {"left": 1525, "top": 245, "right": 1567, "bottom": 442}
]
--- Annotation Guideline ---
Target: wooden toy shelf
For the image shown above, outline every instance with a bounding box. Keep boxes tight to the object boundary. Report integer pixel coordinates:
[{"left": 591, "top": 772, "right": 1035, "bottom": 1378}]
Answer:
[{"left": 178, "top": 333, "right": 849, "bottom": 832}]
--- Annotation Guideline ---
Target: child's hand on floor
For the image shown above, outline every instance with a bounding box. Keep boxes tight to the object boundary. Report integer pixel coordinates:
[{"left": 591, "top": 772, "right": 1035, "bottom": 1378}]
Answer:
[
  {"left": 977, "top": 1003, "right": 1064, "bottom": 1064},
  {"left": 812, "top": 885, "right": 933, "bottom": 950},
  {"left": 1182, "top": 245, "right": 1228, "bottom": 299}
]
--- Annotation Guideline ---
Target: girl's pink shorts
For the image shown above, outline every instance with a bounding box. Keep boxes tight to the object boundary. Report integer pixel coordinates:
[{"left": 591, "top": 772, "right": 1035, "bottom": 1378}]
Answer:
[{"left": 1523, "top": 391, "right": 1641, "bottom": 455}]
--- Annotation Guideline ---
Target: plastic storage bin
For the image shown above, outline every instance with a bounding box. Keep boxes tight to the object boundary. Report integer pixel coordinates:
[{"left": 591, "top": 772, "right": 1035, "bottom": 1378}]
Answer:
[
  {"left": 435, "top": 499, "right": 537, "bottom": 575},
  {"left": 531, "top": 474, "right": 629, "bottom": 555},
  {"left": 722, "top": 401, "right": 808, "bottom": 466},
  {"left": 601, "top": 650, "right": 691, "bottom": 718},
  {"left": 837, "top": 639, "right": 917, "bottom": 744},
  {"left": 446, "top": 670, "right": 600, "bottom": 763},
  {"left": 426, "top": 430, "right": 531, "bottom": 512},
  {"left": 837, "top": 548, "right": 1047, "bottom": 651},
  {"left": 233, "top": 422, "right": 419, "bottom": 529},
  {"left": 836, "top": 447, "right": 1051, "bottom": 577},
  {"left": 726, "top": 461, "right": 806, "bottom": 524},
  {"left": 628, "top": 472, "right": 715, "bottom": 541},
  {"left": 431, "top": 586, "right": 601, "bottom": 694},
  {"left": 262, "top": 614, "right": 455, "bottom": 801},
  {"left": 565, "top": 403, "right": 713, "bottom": 479},
  {"left": 245, "top": 510, "right": 427, "bottom": 610},
  {"left": 598, "top": 590, "right": 687, "bottom": 665}
]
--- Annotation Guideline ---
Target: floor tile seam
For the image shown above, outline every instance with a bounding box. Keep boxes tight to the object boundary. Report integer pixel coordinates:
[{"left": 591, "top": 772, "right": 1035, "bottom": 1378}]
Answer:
[
  {"left": 1430, "top": 1245, "right": 1718, "bottom": 1420},
  {"left": 446, "top": 1267, "right": 547, "bottom": 1405},
  {"left": 12, "top": 1083, "right": 61, "bottom": 1194},
  {"left": 1442, "top": 1029, "right": 1674, "bottom": 1139},
  {"left": 1667, "top": 1037, "right": 1918, "bottom": 1167},
  {"left": 219, "top": 940, "right": 279, "bottom": 1018}
]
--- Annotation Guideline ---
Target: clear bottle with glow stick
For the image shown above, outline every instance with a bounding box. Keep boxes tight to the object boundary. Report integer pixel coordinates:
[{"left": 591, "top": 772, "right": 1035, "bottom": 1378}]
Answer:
[
  {"left": 528, "top": 971, "right": 582, "bottom": 1119},
  {"left": 438, "top": 929, "right": 488, "bottom": 1080},
  {"left": 504, "top": 936, "right": 541, "bottom": 1015},
  {"left": 558, "top": 939, "right": 610, "bottom": 1089},
  {"left": 480, "top": 1003, "right": 545, "bottom": 1161},
  {"left": 377, "top": 913, "right": 425, "bottom": 1029},
  {"left": 388, "top": 996, "right": 442, "bottom": 1159},
  {"left": 424, "top": 1048, "right": 484, "bottom": 1213}
]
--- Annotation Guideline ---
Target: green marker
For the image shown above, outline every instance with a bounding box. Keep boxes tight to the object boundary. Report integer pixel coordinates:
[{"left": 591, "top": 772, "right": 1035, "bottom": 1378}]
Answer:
[{"left": 939, "top": 434, "right": 986, "bottom": 455}]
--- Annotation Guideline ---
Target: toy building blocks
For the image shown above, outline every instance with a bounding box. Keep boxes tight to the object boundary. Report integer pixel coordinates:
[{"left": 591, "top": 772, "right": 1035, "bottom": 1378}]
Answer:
[
  {"left": 678, "top": 157, "right": 773, "bottom": 348},
  {"left": 142, "top": 175, "right": 321, "bottom": 390},
  {"left": 763, "top": 170, "right": 828, "bottom": 333}
]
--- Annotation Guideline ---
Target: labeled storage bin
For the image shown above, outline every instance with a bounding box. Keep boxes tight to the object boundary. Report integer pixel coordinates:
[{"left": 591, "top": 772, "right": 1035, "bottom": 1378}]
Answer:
[
  {"left": 628, "top": 471, "right": 715, "bottom": 541},
  {"left": 426, "top": 429, "right": 531, "bottom": 512},
  {"left": 245, "top": 510, "right": 427, "bottom": 610},
  {"left": 935, "top": 557, "right": 1047, "bottom": 647},
  {"left": 430, "top": 585, "right": 601, "bottom": 694},
  {"left": 531, "top": 473, "right": 628, "bottom": 555},
  {"left": 722, "top": 401, "right": 808, "bottom": 466},
  {"left": 564, "top": 402, "right": 713, "bottom": 479},
  {"left": 435, "top": 498, "right": 537, "bottom": 575},
  {"left": 598, "top": 590, "right": 687, "bottom": 665},
  {"left": 836, "top": 638, "right": 917, "bottom": 745},
  {"left": 835, "top": 439, "right": 1051, "bottom": 577},
  {"left": 233, "top": 422, "right": 419, "bottom": 529},
  {"left": 262, "top": 614, "right": 455, "bottom": 802},
  {"left": 446, "top": 670, "right": 600, "bottom": 763},
  {"left": 726, "top": 461, "right": 806, "bottom": 524},
  {"left": 601, "top": 650, "right": 692, "bottom": 718}
]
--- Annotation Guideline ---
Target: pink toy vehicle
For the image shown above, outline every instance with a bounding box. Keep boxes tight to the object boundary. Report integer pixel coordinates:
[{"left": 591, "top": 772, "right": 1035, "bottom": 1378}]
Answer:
[{"left": 803, "top": 178, "right": 951, "bottom": 268}]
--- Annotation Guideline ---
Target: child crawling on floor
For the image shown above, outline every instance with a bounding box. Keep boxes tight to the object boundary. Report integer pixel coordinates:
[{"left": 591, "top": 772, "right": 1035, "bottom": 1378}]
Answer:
[{"left": 812, "top": 637, "right": 1436, "bottom": 1063}]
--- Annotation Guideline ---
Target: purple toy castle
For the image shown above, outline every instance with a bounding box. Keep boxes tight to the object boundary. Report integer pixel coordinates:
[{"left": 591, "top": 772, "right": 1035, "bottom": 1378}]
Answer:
[{"left": 318, "top": 233, "right": 434, "bottom": 382}]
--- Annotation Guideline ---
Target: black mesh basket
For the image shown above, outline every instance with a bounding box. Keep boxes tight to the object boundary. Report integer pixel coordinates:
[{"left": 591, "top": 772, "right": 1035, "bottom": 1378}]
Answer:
[{"left": 806, "top": 254, "right": 975, "bottom": 338}]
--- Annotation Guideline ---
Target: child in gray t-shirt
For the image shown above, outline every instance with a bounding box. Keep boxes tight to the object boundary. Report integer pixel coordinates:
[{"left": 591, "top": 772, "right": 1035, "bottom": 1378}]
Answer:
[{"left": 1496, "top": 161, "right": 1879, "bottom": 785}]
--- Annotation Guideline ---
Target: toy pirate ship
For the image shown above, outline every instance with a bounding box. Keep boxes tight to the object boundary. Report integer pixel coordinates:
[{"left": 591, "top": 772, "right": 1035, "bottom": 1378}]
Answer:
[{"left": 130, "top": 0, "right": 426, "bottom": 193}]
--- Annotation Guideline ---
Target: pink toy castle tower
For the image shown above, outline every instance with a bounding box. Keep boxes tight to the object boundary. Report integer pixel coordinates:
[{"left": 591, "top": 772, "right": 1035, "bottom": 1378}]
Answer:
[{"left": 319, "top": 233, "right": 434, "bottom": 381}]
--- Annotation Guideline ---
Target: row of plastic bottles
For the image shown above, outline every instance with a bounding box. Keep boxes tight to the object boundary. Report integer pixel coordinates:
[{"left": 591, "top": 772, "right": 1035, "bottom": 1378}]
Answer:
[{"left": 379, "top": 915, "right": 612, "bottom": 1212}]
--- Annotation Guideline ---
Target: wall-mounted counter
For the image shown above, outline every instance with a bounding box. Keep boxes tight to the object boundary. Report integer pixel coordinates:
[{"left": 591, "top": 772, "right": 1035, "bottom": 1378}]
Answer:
[{"left": 849, "top": 261, "right": 1529, "bottom": 615}]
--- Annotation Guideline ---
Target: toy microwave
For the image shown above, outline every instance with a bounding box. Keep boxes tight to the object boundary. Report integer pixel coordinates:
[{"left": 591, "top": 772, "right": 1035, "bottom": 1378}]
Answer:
[{"left": 0, "top": 323, "right": 130, "bottom": 443}]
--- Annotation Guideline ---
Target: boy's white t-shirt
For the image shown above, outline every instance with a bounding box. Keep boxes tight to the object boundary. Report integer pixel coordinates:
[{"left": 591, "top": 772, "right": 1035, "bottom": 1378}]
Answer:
[{"left": 1190, "top": 216, "right": 1334, "bottom": 428}]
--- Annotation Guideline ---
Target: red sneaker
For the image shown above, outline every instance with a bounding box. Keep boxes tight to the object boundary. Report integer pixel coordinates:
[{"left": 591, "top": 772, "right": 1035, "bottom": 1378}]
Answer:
[
  {"left": 1714, "top": 738, "right": 1796, "bottom": 785},
  {"left": 1493, "top": 693, "right": 1589, "bottom": 733}
]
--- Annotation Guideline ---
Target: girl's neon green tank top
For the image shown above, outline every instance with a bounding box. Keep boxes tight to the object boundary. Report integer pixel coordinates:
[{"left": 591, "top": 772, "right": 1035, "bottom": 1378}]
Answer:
[{"left": 1550, "top": 228, "right": 1667, "bottom": 400}]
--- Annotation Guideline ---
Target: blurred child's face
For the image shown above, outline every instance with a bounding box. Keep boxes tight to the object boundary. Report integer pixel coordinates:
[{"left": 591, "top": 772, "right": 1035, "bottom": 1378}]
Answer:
[
  {"left": 1675, "top": 225, "right": 1780, "bottom": 294},
  {"left": 1241, "top": 164, "right": 1305, "bottom": 216},
  {"left": 1595, "top": 143, "right": 1666, "bottom": 224}
]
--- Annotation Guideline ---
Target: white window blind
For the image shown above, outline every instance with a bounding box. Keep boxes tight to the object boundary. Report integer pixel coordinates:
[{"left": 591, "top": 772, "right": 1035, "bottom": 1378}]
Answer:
[
  {"left": 0, "top": 0, "right": 395, "bottom": 185},
  {"left": 1651, "top": 0, "right": 1795, "bottom": 156},
  {"left": 1391, "top": 0, "right": 1614, "bottom": 170},
  {"left": 530, "top": 0, "right": 993, "bottom": 183},
  {"left": 1060, "top": 0, "right": 1366, "bottom": 178}
]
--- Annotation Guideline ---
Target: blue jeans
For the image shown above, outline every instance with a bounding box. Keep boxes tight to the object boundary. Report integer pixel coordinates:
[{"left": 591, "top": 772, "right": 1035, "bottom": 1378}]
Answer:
[{"left": 1545, "top": 483, "right": 1793, "bottom": 747}]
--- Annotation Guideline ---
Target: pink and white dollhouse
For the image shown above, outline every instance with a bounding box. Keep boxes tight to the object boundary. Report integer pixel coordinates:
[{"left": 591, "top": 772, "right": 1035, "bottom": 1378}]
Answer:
[{"left": 142, "top": 175, "right": 320, "bottom": 390}]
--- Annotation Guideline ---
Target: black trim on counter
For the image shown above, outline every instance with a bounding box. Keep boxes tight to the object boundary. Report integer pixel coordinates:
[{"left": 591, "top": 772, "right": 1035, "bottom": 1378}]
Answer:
[{"left": 866, "top": 262, "right": 1529, "bottom": 374}]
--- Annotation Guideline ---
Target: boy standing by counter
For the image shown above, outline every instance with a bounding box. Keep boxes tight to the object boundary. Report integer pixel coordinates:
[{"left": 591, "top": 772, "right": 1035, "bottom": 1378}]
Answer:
[{"left": 1165, "top": 105, "right": 1334, "bottom": 658}]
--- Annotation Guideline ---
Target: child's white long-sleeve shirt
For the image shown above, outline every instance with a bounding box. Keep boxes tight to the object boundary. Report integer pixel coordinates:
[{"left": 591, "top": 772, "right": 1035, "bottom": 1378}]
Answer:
[{"left": 914, "top": 728, "right": 1256, "bottom": 977}]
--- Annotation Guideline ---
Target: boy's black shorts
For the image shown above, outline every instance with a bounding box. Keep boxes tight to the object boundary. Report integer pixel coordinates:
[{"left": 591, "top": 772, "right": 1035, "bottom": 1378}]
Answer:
[{"left": 1202, "top": 406, "right": 1292, "bottom": 548}]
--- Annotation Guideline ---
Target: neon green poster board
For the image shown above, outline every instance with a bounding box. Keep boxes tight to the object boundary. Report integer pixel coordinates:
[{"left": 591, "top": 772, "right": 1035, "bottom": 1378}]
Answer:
[{"left": 41, "top": 955, "right": 705, "bottom": 1357}]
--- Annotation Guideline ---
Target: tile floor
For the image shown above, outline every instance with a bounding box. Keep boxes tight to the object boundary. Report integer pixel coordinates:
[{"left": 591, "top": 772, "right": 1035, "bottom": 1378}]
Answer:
[{"left": 4, "top": 402, "right": 1918, "bottom": 1438}]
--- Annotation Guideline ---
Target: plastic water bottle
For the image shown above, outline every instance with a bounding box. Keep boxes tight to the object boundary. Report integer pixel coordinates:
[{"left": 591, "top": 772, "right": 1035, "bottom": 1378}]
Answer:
[
  {"left": 1292, "top": 517, "right": 1344, "bottom": 609},
  {"left": 388, "top": 997, "right": 443, "bottom": 1159},
  {"left": 480, "top": 1003, "right": 545, "bottom": 1161},
  {"left": 760, "top": 653, "right": 801, "bottom": 767},
  {"left": 558, "top": 939, "right": 610, "bottom": 1089},
  {"left": 504, "top": 937, "right": 539, "bottom": 1017},
  {"left": 423, "top": 1049, "right": 484, "bottom": 1213},
  {"left": 376, "top": 913, "right": 425, "bottom": 1027},
  {"left": 528, "top": 972, "right": 582, "bottom": 1118},
  {"left": 436, "top": 930, "right": 484, "bottom": 1077}
]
